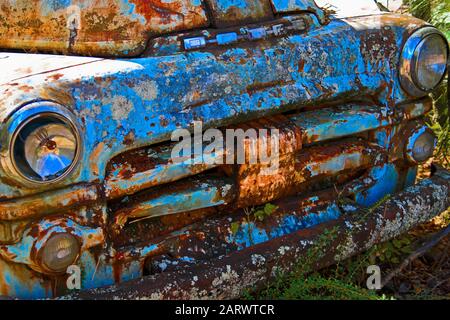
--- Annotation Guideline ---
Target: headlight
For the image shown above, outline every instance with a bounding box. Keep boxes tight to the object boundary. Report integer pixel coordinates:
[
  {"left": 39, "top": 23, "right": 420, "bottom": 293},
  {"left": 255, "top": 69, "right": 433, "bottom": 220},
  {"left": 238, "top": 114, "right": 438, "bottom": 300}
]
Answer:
[
  {"left": 40, "top": 233, "right": 80, "bottom": 273},
  {"left": 12, "top": 114, "right": 78, "bottom": 183},
  {"left": 2, "top": 102, "right": 82, "bottom": 185},
  {"left": 405, "top": 127, "right": 437, "bottom": 164},
  {"left": 400, "top": 27, "right": 449, "bottom": 97}
]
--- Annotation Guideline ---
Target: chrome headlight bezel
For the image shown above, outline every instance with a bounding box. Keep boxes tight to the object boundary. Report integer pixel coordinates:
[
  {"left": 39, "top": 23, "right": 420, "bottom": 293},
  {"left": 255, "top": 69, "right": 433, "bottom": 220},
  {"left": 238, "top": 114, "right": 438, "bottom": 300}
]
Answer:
[
  {"left": 1, "top": 102, "right": 82, "bottom": 186},
  {"left": 400, "top": 27, "right": 449, "bottom": 97}
]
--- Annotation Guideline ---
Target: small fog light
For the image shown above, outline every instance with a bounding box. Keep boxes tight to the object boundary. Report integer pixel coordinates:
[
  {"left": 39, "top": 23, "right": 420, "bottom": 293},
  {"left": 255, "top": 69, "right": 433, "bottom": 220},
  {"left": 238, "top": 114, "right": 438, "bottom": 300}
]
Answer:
[
  {"left": 41, "top": 233, "right": 80, "bottom": 273},
  {"left": 405, "top": 128, "right": 437, "bottom": 164}
]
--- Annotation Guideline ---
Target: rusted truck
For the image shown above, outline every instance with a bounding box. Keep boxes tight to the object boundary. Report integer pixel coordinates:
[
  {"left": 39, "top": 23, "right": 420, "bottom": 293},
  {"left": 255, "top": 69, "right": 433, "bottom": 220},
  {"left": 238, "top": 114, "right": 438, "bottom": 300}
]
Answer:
[{"left": 0, "top": 0, "right": 448, "bottom": 300}]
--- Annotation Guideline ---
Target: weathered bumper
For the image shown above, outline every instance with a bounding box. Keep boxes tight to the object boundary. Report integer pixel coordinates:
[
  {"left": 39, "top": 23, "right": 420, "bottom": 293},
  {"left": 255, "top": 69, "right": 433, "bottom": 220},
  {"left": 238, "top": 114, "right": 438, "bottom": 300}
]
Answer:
[{"left": 61, "top": 165, "right": 450, "bottom": 300}]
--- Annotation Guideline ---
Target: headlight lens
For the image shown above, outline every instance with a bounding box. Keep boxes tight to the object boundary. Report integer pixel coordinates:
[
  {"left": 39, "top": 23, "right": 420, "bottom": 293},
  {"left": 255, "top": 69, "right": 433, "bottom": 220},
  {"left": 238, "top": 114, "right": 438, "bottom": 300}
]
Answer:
[
  {"left": 400, "top": 27, "right": 449, "bottom": 96},
  {"left": 41, "top": 233, "right": 80, "bottom": 273},
  {"left": 405, "top": 127, "right": 437, "bottom": 164},
  {"left": 11, "top": 113, "right": 80, "bottom": 183},
  {"left": 414, "top": 34, "right": 448, "bottom": 91}
]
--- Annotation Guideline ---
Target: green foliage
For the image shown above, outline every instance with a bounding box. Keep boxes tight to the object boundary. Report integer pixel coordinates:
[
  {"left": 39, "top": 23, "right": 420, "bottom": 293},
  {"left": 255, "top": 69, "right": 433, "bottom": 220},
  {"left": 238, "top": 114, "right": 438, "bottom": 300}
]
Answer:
[
  {"left": 230, "top": 222, "right": 240, "bottom": 235},
  {"left": 426, "top": 1, "right": 450, "bottom": 38},
  {"left": 251, "top": 226, "right": 393, "bottom": 300},
  {"left": 442, "top": 210, "right": 450, "bottom": 225},
  {"left": 407, "top": 0, "right": 432, "bottom": 21},
  {"left": 268, "top": 274, "right": 388, "bottom": 300},
  {"left": 231, "top": 203, "right": 278, "bottom": 238},
  {"left": 370, "top": 236, "right": 413, "bottom": 265},
  {"left": 254, "top": 203, "right": 278, "bottom": 221}
]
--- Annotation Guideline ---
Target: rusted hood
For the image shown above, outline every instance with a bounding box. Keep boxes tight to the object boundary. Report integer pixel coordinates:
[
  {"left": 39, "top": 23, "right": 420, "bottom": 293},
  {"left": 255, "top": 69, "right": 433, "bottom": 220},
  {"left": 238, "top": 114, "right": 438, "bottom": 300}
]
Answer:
[
  {"left": 0, "top": 0, "right": 209, "bottom": 57},
  {"left": 0, "top": 0, "right": 329, "bottom": 57}
]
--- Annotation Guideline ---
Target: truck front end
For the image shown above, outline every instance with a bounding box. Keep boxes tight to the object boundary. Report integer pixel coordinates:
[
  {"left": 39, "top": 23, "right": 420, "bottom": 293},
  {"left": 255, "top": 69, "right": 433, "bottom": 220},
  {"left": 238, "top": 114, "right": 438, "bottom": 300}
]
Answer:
[{"left": 0, "top": 0, "right": 448, "bottom": 299}]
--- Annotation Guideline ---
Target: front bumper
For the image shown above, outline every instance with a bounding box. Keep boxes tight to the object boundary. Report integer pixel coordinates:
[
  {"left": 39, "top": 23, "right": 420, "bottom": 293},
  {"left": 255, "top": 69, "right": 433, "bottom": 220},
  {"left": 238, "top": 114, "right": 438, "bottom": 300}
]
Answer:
[{"left": 63, "top": 165, "right": 450, "bottom": 300}]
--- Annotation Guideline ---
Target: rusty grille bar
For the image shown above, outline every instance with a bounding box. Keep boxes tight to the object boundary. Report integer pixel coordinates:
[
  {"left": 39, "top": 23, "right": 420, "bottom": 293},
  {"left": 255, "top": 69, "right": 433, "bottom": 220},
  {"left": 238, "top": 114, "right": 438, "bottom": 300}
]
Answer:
[{"left": 0, "top": 100, "right": 432, "bottom": 222}]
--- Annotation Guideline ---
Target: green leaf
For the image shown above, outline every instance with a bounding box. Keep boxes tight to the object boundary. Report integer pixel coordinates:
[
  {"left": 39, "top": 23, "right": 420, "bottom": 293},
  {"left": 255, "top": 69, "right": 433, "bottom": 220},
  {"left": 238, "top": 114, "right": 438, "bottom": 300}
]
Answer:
[
  {"left": 231, "top": 222, "right": 240, "bottom": 235},
  {"left": 254, "top": 210, "right": 265, "bottom": 221},
  {"left": 393, "top": 239, "right": 402, "bottom": 249},
  {"left": 401, "top": 246, "right": 412, "bottom": 254},
  {"left": 386, "top": 250, "right": 392, "bottom": 259},
  {"left": 264, "top": 203, "right": 278, "bottom": 215}
]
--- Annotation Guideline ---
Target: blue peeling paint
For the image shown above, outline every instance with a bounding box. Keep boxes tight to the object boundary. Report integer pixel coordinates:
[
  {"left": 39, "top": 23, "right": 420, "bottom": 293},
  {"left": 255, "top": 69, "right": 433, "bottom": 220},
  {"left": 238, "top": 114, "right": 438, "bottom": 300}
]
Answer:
[
  {"left": 231, "top": 203, "right": 342, "bottom": 249},
  {"left": 355, "top": 163, "right": 399, "bottom": 207}
]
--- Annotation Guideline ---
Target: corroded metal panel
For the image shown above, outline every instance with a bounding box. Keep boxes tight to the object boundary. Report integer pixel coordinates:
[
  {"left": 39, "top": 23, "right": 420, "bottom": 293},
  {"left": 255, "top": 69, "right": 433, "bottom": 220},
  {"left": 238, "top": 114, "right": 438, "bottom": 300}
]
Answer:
[
  {"left": 236, "top": 141, "right": 381, "bottom": 208},
  {"left": 0, "top": 0, "right": 209, "bottom": 57},
  {"left": 271, "top": 0, "right": 328, "bottom": 23},
  {"left": 112, "top": 177, "right": 235, "bottom": 228},
  {"left": 205, "top": 0, "right": 274, "bottom": 27}
]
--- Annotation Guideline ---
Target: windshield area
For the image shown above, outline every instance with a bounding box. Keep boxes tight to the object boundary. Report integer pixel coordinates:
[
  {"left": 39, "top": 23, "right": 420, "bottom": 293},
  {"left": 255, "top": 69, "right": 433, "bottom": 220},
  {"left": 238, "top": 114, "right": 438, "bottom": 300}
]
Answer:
[{"left": 315, "top": 0, "right": 381, "bottom": 18}]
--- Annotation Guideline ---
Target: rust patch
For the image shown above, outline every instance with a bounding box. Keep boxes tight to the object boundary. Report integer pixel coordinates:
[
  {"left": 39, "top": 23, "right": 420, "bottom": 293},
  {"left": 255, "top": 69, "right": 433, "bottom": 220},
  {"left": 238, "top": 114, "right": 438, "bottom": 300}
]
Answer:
[
  {"left": 47, "top": 73, "right": 64, "bottom": 81},
  {"left": 123, "top": 131, "right": 136, "bottom": 146},
  {"left": 205, "top": 0, "right": 274, "bottom": 28},
  {"left": 246, "top": 79, "right": 295, "bottom": 95},
  {"left": 90, "top": 142, "right": 107, "bottom": 177}
]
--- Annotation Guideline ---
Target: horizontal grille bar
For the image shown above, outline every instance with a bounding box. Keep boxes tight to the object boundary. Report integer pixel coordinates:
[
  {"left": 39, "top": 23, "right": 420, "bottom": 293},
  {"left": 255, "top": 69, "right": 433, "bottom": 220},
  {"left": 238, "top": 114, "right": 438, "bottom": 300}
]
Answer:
[{"left": 104, "top": 100, "right": 430, "bottom": 200}]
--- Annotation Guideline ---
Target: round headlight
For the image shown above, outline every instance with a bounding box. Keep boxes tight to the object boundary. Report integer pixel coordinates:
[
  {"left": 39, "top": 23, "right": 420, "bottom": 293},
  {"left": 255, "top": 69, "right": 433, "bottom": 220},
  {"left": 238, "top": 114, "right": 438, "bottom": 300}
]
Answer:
[
  {"left": 414, "top": 34, "right": 448, "bottom": 91},
  {"left": 405, "top": 127, "right": 437, "bottom": 164},
  {"left": 400, "top": 27, "right": 449, "bottom": 96},
  {"left": 41, "top": 233, "right": 80, "bottom": 273},
  {"left": 11, "top": 112, "right": 81, "bottom": 184}
]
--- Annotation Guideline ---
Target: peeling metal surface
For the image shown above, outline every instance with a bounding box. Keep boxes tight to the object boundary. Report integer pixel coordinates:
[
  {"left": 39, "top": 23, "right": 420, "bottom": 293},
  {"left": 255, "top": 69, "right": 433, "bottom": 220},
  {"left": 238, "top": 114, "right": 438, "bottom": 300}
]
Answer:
[
  {"left": 0, "top": 0, "right": 209, "bottom": 57},
  {"left": 0, "top": 184, "right": 100, "bottom": 221},
  {"left": 0, "top": 99, "right": 430, "bottom": 222},
  {"left": 206, "top": 0, "right": 274, "bottom": 28},
  {"left": 0, "top": 0, "right": 329, "bottom": 56},
  {"left": 112, "top": 177, "right": 235, "bottom": 229},
  {"left": 235, "top": 140, "right": 381, "bottom": 208},
  {"left": 271, "top": 0, "right": 328, "bottom": 23}
]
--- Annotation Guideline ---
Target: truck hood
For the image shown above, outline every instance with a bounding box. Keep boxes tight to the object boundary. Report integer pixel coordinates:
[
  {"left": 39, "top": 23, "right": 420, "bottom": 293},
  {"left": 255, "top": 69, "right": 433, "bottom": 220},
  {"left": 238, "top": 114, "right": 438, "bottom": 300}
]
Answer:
[{"left": 0, "top": 0, "right": 327, "bottom": 58}]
